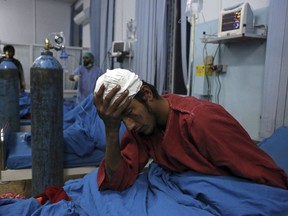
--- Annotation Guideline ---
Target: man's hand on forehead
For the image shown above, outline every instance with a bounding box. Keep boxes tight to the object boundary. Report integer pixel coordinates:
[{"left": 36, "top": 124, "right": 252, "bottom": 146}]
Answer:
[
  {"left": 94, "top": 84, "right": 106, "bottom": 106},
  {"left": 94, "top": 84, "right": 132, "bottom": 115},
  {"left": 94, "top": 69, "right": 142, "bottom": 104},
  {"left": 103, "top": 84, "right": 122, "bottom": 106}
]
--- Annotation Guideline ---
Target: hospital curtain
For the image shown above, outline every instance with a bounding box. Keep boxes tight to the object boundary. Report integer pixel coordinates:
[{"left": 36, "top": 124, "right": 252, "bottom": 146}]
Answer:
[
  {"left": 170, "top": 0, "right": 188, "bottom": 95},
  {"left": 134, "top": 0, "right": 187, "bottom": 95},
  {"left": 259, "top": 0, "right": 288, "bottom": 138},
  {"left": 134, "top": 0, "right": 167, "bottom": 94},
  {"left": 89, "top": 0, "right": 114, "bottom": 72}
]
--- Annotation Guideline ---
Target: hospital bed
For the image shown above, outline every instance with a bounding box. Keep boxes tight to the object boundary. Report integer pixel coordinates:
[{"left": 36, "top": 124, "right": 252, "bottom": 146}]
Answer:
[
  {"left": 0, "top": 94, "right": 126, "bottom": 182},
  {"left": 0, "top": 126, "right": 288, "bottom": 215},
  {"left": 0, "top": 130, "right": 103, "bottom": 182}
]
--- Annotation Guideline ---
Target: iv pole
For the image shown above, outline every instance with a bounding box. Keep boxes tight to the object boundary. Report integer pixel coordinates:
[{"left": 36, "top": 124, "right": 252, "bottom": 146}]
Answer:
[
  {"left": 186, "top": 13, "right": 196, "bottom": 96},
  {"left": 186, "top": 0, "right": 202, "bottom": 96}
]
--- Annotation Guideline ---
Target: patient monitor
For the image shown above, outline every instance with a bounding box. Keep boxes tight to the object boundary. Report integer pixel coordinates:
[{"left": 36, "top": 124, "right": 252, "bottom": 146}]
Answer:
[
  {"left": 111, "top": 41, "right": 126, "bottom": 57},
  {"left": 217, "top": 2, "right": 254, "bottom": 37}
]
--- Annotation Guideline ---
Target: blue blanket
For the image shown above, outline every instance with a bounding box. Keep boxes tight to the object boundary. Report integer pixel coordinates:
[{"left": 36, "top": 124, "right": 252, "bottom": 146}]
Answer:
[
  {"left": 258, "top": 127, "right": 288, "bottom": 174},
  {"left": 19, "top": 92, "right": 31, "bottom": 118},
  {"left": 19, "top": 92, "right": 77, "bottom": 118},
  {"left": 63, "top": 94, "right": 125, "bottom": 157},
  {"left": 3, "top": 105, "right": 288, "bottom": 216},
  {"left": 1, "top": 163, "right": 288, "bottom": 216},
  {"left": 7, "top": 95, "right": 126, "bottom": 169}
]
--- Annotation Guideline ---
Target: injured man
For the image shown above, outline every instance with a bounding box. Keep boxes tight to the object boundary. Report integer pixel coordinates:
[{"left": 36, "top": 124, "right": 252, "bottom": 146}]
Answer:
[
  {"left": 1, "top": 68, "right": 288, "bottom": 215},
  {"left": 93, "top": 68, "right": 288, "bottom": 191}
]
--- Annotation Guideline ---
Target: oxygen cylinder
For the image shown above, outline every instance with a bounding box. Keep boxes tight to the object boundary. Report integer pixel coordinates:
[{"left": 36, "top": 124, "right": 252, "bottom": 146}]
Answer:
[
  {"left": 30, "top": 49, "right": 64, "bottom": 196},
  {"left": 0, "top": 59, "right": 20, "bottom": 133}
]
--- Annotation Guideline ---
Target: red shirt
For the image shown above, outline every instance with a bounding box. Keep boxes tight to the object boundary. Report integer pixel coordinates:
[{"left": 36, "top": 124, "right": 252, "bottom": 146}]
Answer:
[{"left": 98, "top": 94, "right": 288, "bottom": 191}]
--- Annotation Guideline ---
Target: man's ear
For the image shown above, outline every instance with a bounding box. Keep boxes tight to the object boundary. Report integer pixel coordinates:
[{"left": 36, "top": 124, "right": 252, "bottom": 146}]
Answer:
[{"left": 140, "top": 85, "right": 153, "bottom": 101}]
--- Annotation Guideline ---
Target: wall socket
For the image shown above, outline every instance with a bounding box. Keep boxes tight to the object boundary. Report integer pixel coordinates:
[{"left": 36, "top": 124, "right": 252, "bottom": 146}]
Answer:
[{"left": 217, "top": 64, "right": 227, "bottom": 73}]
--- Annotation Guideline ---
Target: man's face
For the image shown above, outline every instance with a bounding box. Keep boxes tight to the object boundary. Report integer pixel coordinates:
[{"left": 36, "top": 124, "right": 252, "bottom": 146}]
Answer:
[
  {"left": 122, "top": 99, "right": 156, "bottom": 135},
  {"left": 5, "top": 50, "right": 14, "bottom": 58},
  {"left": 83, "top": 56, "right": 92, "bottom": 66}
]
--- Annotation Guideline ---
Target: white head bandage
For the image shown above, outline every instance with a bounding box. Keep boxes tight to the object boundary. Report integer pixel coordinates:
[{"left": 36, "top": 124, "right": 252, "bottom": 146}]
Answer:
[{"left": 94, "top": 68, "right": 143, "bottom": 104}]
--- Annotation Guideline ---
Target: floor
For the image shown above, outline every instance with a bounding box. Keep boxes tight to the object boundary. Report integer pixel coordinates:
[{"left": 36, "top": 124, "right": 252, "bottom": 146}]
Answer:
[{"left": 0, "top": 180, "right": 32, "bottom": 198}]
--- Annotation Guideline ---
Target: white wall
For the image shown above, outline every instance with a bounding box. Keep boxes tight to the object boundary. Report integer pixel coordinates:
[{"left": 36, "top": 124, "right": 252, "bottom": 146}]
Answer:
[
  {"left": 34, "top": 0, "right": 72, "bottom": 45},
  {"left": 114, "top": 0, "right": 136, "bottom": 41},
  {"left": 74, "top": 0, "right": 90, "bottom": 48},
  {"left": 0, "top": 0, "right": 136, "bottom": 50},
  {"left": 0, "top": 0, "right": 78, "bottom": 90},
  {"left": 0, "top": 0, "right": 34, "bottom": 44},
  {"left": 0, "top": 0, "right": 72, "bottom": 45},
  {"left": 79, "top": 0, "right": 136, "bottom": 52},
  {"left": 0, "top": 0, "right": 136, "bottom": 88},
  {"left": 191, "top": 0, "right": 270, "bottom": 140},
  {"left": 113, "top": 0, "right": 136, "bottom": 69}
]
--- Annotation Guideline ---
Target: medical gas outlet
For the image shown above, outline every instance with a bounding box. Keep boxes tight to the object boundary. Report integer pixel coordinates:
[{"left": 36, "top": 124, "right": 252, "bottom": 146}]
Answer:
[{"left": 193, "top": 56, "right": 227, "bottom": 95}]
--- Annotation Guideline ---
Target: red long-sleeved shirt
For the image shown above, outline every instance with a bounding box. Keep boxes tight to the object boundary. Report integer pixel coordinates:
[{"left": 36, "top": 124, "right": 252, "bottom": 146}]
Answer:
[{"left": 97, "top": 94, "right": 288, "bottom": 191}]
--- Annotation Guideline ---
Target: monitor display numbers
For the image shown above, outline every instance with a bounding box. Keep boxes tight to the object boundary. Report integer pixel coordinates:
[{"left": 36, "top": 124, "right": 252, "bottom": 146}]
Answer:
[{"left": 221, "top": 10, "right": 241, "bottom": 32}]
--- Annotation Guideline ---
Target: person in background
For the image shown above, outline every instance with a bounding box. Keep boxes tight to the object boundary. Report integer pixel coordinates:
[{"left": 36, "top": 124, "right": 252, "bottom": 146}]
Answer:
[
  {"left": 0, "top": 45, "right": 26, "bottom": 92},
  {"left": 69, "top": 52, "right": 102, "bottom": 103},
  {"left": 93, "top": 68, "right": 288, "bottom": 192}
]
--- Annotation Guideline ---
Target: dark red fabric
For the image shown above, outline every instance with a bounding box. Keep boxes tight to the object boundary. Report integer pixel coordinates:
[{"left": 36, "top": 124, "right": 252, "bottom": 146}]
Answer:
[
  {"left": 97, "top": 94, "right": 288, "bottom": 191},
  {"left": 34, "top": 186, "right": 70, "bottom": 204}
]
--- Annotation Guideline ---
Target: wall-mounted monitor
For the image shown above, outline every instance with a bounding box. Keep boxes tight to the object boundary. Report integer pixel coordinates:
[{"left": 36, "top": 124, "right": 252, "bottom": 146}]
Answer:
[
  {"left": 218, "top": 2, "right": 254, "bottom": 37},
  {"left": 111, "top": 41, "right": 126, "bottom": 57}
]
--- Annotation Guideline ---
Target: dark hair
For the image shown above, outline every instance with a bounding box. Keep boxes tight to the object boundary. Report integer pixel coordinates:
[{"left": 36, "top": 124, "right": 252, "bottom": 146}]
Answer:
[
  {"left": 134, "top": 80, "right": 160, "bottom": 103},
  {"left": 3, "top": 45, "right": 15, "bottom": 53}
]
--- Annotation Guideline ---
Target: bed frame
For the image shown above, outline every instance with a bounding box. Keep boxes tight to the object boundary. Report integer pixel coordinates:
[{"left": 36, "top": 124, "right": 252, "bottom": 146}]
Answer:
[{"left": 0, "top": 167, "right": 96, "bottom": 182}]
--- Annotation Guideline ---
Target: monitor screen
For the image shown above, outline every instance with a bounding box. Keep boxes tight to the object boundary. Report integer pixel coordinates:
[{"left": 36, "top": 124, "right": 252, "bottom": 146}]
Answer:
[
  {"left": 112, "top": 42, "right": 125, "bottom": 53},
  {"left": 111, "top": 41, "right": 126, "bottom": 57},
  {"left": 217, "top": 2, "right": 254, "bottom": 37},
  {"left": 221, "top": 10, "right": 241, "bottom": 32}
]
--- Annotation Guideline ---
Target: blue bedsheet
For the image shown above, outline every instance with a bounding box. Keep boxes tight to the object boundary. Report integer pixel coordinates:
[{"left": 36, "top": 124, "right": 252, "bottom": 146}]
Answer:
[
  {"left": 19, "top": 91, "right": 31, "bottom": 118},
  {"left": 19, "top": 91, "right": 77, "bottom": 118},
  {"left": 3, "top": 98, "right": 288, "bottom": 216},
  {"left": 1, "top": 162, "right": 288, "bottom": 216},
  {"left": 5, "top": 132, "right": 105, "bottom": 169},
  {"left": 6, "top": 94, "right": 126, "bottom": 169}
]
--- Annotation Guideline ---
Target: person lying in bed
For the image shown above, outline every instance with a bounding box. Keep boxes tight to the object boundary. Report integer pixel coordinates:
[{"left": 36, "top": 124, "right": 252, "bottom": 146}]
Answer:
[{"left": 93, "top": 68, "right": 288, "bottom": 191}]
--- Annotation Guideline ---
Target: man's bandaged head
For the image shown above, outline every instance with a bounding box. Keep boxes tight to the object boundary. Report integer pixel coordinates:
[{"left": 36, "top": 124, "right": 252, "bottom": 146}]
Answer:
[{"left": 94, "top": 68, "right": 143, "bottom": 104}]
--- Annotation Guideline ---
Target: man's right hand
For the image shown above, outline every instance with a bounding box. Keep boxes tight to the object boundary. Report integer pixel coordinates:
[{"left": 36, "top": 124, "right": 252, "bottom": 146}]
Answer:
[
  {"left": 94, "top": 84, "right": 132, "bottom": 181},
  {"left": 93, "top": 84, "right": 132, "bottom": 130},
  {"left": 73, "top": 75, "right": 81, "bottom": 81}
]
